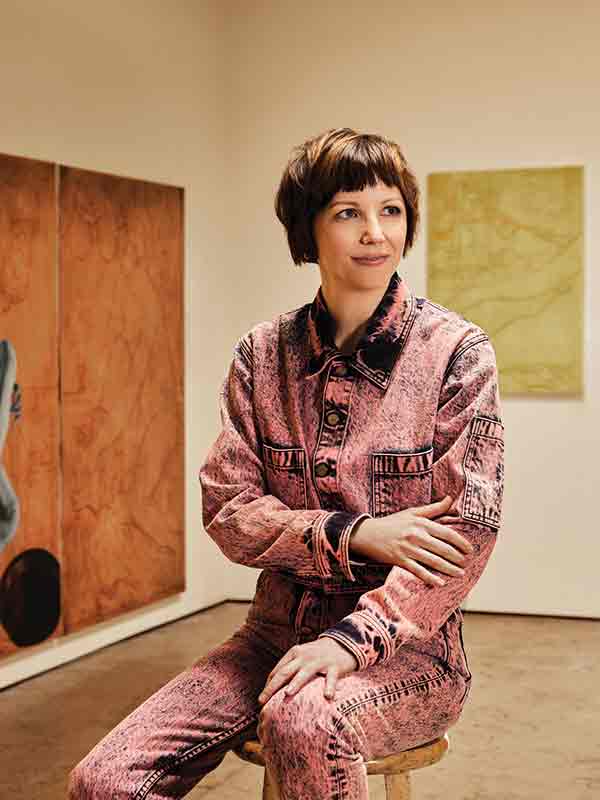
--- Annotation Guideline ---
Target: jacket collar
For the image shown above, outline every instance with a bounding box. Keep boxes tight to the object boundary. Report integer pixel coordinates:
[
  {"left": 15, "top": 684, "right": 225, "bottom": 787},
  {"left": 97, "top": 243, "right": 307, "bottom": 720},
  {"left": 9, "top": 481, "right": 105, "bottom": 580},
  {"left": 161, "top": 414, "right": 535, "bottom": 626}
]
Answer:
[{"left": 305, "top": 270, "right": 418, "bottom": 390}]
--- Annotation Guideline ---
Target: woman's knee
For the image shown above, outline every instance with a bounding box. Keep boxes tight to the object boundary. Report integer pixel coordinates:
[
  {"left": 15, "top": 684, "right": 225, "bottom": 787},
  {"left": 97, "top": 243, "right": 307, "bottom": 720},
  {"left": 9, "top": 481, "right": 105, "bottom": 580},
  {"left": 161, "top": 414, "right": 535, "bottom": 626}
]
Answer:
[{"left": 258, "top": 676, "right": 338, "bottom": 746}]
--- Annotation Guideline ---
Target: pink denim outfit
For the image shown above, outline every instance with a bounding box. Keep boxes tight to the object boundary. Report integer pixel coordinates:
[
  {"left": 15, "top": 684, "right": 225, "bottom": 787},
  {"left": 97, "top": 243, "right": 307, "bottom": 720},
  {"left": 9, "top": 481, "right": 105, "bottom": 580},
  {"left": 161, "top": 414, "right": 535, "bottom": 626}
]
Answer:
[{"left": 68, "top": 271, "right": 504, "bottom": 799}]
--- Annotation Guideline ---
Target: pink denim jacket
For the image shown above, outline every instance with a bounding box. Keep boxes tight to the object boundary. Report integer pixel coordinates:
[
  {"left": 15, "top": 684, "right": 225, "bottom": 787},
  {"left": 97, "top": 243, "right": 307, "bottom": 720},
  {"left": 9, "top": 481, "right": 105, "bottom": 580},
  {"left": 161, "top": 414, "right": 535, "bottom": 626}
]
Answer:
[{"left": 198, "top": 271, "right": 504, "bottom": 672}]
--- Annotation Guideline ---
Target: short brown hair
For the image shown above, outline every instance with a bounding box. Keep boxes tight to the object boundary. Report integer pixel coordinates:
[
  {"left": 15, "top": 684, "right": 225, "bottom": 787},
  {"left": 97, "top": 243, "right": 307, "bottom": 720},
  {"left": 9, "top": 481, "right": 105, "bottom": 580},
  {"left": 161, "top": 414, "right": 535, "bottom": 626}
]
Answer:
[{"left": 274, "top": 127, "right": 420, "bottom": 266}]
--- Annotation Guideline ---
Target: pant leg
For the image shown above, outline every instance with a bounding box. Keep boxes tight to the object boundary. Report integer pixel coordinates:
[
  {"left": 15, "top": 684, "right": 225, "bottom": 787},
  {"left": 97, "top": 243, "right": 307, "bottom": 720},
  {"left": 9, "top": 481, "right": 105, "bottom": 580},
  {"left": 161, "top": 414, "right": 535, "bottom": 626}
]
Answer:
[
  {"left": 68, "top": 625, "right": 282, "bottom": 800},
  {"left": 257, "top": 587, "right": 470, "bottom": 800}
]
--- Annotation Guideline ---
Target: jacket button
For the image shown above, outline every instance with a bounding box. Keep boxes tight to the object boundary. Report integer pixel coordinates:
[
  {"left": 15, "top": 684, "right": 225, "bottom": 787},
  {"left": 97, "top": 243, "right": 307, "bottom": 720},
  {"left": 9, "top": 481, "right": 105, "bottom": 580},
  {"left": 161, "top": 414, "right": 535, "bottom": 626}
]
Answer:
[
  {"left": 325, "top": 411, "right": 342, "bottom": 426},
  {"left": 315, "top": 462, "right": 330, "bottom": 478}
]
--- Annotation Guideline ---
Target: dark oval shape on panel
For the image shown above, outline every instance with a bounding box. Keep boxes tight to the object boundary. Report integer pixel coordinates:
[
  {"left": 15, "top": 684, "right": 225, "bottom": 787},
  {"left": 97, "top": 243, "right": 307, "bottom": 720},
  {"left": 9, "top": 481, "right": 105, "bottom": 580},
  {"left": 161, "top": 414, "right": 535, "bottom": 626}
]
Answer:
[{"left": 0, "top": 548, "right": 61, "bottom": 647}]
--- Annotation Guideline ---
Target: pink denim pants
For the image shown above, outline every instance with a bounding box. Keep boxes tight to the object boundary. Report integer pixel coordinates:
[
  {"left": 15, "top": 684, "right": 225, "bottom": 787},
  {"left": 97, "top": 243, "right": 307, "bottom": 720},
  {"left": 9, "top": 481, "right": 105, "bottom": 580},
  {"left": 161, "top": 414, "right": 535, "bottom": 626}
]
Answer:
[{"left": 68, "top": 570, "right": 471, "bottom": 799}]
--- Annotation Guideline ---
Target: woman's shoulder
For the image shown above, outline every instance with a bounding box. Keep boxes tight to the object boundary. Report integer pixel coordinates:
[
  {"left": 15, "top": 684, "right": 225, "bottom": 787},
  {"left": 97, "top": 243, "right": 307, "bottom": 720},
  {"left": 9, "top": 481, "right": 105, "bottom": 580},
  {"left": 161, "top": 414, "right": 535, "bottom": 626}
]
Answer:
[
  {"left": 233, "top": 302, "right": 310, "bottom": 360},
  {"left": 240, "top": 300, "right": 311, "bottom": 343},
  {"left": 416, "top": 294, "right": 490, "bottom": 343}
]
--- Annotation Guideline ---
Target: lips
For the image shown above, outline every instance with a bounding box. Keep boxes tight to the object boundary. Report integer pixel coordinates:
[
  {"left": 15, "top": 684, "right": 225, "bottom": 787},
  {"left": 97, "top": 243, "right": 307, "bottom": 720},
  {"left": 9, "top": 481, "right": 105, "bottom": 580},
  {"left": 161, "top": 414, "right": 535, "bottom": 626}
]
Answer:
[{"left": 352, "top": 255, "right": 388, "bottom": 263}]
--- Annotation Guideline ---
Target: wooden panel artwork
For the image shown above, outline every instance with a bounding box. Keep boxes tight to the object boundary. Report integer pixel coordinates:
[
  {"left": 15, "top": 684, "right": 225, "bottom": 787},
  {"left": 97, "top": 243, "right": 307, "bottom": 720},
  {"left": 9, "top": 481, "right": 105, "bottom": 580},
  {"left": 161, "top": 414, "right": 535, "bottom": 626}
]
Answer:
[
  {"left": 0, "top": 154, "right": 62, "bottom": 656},
  {"left": 0, "top": 156, "right": 185, "bottom": 659},
  {"left": 60, "top": 168, "right": 185, "bottom": 632}
]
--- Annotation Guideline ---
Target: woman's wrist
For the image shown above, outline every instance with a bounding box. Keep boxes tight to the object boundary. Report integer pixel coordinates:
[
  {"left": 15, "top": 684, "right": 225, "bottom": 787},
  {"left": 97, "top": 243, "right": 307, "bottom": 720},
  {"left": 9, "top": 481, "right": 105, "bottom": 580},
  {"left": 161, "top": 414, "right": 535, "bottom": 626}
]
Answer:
[{"left": 348, "top": 517, "right": 373, "bottom": 557}]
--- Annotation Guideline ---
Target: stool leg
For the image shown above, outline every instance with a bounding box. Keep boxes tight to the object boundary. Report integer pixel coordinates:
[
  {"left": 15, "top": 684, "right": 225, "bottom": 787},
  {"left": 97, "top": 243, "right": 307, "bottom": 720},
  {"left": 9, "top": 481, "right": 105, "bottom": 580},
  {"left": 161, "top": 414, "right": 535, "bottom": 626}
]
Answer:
[
  {"left": 384, "top": 771, "right": 411, "bottom": 800},
  {"left": 262, "top": 764, "right": 280, "bottom": 800}
]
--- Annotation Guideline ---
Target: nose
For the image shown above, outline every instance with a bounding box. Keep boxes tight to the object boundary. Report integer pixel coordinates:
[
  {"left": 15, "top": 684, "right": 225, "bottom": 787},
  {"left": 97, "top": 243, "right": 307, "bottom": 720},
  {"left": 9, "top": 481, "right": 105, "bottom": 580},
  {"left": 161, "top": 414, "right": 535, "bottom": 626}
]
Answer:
[{"left": 360, "top": 214, "right": 386, "bottom": 242}]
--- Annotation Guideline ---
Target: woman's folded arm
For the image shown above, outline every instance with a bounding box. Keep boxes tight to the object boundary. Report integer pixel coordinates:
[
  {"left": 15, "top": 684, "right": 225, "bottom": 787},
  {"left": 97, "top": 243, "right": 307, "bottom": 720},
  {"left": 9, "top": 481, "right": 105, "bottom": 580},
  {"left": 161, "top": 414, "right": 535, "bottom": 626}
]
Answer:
[{"left": 198, "top": 332, "right": 371, "bottom": 581}]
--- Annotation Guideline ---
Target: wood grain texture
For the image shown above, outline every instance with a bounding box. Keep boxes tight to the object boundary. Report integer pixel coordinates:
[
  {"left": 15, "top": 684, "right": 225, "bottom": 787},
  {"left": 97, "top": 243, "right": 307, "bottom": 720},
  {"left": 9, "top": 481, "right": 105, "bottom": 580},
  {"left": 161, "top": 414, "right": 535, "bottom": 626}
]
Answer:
[
  {"left": 59, "top": 167, "right": 185, "bottom": 632},
  {"left": 0, "top": 153, "right": 62, "bottom": 656}
]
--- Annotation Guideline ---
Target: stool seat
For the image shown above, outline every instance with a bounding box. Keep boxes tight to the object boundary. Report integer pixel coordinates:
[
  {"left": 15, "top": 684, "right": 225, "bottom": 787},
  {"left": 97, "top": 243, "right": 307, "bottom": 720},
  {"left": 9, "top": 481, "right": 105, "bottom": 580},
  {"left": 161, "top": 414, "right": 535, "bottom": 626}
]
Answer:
[{"left": 233, "top": 733, "right": 450, "bottom": 799}]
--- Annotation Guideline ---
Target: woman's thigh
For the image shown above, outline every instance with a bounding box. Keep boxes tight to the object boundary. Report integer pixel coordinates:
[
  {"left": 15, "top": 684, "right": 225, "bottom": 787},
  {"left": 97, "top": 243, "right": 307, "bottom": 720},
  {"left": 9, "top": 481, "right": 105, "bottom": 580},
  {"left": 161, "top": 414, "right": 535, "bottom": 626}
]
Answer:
[
  {"left": 329, "top": 644, "right": 468, "bottom": 758},
  {"left": 68, "top": 625, "right": 281, "bottom": 800},
  {"left": 258, "top": 644, "right": 468, "bottom": 800}
]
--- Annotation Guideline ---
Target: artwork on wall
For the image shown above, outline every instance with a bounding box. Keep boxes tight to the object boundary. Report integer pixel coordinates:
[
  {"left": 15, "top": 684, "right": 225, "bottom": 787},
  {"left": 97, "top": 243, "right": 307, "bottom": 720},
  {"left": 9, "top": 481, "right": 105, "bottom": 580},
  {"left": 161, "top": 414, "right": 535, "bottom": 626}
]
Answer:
[
  {"left": 426, "top": 166, "right": 584, "bottom": 396},
  {"left": 0, "top": 341, "right": 20, "bottom": 551},
  {"left": 0, "top": 153, "right": 185, "bottom": 658}
]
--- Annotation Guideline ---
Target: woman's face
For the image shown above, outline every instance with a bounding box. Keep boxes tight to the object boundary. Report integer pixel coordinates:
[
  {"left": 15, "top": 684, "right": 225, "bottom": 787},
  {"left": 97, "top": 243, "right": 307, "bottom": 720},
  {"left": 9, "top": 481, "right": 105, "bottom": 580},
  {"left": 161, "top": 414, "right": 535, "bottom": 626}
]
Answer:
[{"left": 312, "top": 179, "right": 408, "bottom": 291}]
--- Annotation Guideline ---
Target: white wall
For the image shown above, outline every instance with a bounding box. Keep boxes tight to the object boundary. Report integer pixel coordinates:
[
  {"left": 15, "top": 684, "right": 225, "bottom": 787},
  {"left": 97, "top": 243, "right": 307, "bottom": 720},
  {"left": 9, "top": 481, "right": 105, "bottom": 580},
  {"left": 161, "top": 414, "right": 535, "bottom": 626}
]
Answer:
[{"left": 1, "top": 0, "right": 598, "bottom": 690}]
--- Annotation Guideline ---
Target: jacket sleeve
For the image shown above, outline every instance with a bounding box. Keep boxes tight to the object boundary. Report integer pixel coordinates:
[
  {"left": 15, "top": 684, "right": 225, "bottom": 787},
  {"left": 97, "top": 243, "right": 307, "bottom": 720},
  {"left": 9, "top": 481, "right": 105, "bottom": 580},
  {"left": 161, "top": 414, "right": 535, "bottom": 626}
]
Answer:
[
  {"left": 198, "top": 332, "right": 371, "bottom": 579},
  {"left": 317, "top": 334, "right": 505, "bottom": 670}
]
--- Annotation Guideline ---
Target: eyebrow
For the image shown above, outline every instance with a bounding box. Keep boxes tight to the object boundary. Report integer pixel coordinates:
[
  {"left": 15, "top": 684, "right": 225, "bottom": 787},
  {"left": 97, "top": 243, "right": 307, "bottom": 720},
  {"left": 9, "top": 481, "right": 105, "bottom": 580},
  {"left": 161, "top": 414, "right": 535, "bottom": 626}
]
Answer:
[{"left": 328, "top": 196, "right": 404, "bottom": 208}]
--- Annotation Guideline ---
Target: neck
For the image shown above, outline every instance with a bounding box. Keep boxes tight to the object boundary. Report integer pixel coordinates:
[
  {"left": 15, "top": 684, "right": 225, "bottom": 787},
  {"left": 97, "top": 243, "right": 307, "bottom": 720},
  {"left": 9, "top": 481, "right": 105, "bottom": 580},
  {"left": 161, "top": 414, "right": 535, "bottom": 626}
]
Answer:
[{"left": 321, "top": 278, "right": 389, "bottom": 355}]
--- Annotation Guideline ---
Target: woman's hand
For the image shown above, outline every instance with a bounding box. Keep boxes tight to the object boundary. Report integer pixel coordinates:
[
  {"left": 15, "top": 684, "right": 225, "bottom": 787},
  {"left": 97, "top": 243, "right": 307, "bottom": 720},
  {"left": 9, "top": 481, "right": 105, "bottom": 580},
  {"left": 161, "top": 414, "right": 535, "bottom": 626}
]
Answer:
[
  {"left": 349, "top": 495, "right": 474, "bottom": 587},
  {"left": 258, "top": 638, "right": 358, "bottom": 705}
]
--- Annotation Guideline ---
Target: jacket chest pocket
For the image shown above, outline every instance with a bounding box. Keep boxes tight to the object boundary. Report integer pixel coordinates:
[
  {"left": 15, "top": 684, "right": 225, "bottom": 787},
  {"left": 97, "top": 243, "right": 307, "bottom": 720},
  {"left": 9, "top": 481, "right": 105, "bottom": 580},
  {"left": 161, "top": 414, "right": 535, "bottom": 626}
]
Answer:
[
  {"left": 371, "top": 447, "right": 433, "bottom": 517},
  {"left": 263, "top": 443, "right": 308, "bottom": 510}
]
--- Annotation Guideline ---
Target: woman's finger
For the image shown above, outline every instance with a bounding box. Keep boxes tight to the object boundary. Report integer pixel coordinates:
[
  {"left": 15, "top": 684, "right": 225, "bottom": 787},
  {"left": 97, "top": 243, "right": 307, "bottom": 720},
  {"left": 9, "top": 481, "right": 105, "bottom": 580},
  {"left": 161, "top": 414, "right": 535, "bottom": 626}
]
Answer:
[
  {"left": 263, "top": 650, "right": 301, "bottom": 690},
  {"left": 284, "top": 666, "right": 318, "bottom": 697},
  {"left": 402, "top": 542, "right": 465, "bottom": 577},
  {"left": 324, "top": 667, "right": 338, "bottom": 700},
  {"left": 266, "top": 649, "right": 298, "bottom": 682},
  {"left": 401, "top": 558, "right": 446, "bottom": 586},
  {"left": 259, "top": 658, "right": 301, "bottom": 703},
  {"left": 421, "top": 519, "right": 474, "bottom": 555}
]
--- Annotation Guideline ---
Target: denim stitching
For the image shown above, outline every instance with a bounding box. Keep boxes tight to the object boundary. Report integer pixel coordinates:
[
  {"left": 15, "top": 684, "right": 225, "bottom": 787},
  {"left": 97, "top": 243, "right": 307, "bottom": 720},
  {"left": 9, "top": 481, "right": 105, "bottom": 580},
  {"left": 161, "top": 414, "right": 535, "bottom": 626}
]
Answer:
[
  {"left": 237, "top": 335, "right": 254, "bottom": 369},
  {"left": 132, "top": 712, "right": 259, "bottom": 800},
  {"left": 325, "top": 666, "right": 454, "bottom": 800},
  {"left": 442, "top": 334, "right": 489, "bottom": 382},
  {"left": 462, "top": 415, "right": 503, "bottom": 529},
  {"left": 339, "top": 665, "right": 454, "bottom": 716},
  {"left": 457, "top": 618, "right": 473, "bottom": 704},
  {"left": 440, "top": 619, "right": 450, "bottom": 665},
  {"left": 372, "top": 450, "right": 434, "bottom": 518},
  {"left": 263, "top": 443, "right": 308, "bottom": 511}
]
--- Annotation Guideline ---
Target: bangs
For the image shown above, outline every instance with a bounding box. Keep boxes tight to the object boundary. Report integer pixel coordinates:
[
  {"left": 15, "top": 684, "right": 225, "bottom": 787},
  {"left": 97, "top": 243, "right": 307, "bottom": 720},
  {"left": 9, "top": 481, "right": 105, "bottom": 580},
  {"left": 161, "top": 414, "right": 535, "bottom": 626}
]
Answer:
[{"left": 310, "top": 135, "right": 407, "bottom": 207}]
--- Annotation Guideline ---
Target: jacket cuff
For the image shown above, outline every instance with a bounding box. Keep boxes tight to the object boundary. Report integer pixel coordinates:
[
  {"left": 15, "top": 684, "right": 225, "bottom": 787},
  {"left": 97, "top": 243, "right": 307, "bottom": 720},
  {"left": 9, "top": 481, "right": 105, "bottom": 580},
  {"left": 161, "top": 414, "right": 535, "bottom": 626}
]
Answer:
[
  {"left": 317, "top": 609, "right": 393, "bottom": 670},
  {"left": 312, "top": 511, "right": 372, "bottom": 581}
]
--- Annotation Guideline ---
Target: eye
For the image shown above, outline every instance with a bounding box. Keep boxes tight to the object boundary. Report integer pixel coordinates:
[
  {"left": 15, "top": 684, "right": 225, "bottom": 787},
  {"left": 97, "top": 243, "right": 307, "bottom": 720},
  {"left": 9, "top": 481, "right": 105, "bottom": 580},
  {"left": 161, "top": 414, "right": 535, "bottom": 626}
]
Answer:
[{"left": 336, "top": 205, "right": 403, "bottom": 219}]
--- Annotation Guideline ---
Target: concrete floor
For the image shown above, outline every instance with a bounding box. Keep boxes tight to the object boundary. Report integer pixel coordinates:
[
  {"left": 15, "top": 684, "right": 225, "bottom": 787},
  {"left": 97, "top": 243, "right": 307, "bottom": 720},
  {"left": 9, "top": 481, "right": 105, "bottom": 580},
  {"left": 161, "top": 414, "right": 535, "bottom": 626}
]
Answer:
[{"left": 1, "top": 602, "right": 598, "bottom": 799}]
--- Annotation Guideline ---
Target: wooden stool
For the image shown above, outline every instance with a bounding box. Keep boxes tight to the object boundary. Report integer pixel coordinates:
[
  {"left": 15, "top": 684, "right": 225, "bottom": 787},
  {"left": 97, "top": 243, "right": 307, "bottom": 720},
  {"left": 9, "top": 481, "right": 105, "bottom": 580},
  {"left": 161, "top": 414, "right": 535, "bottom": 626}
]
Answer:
[{"left": 233, "top": 732, "right": 450, "bottom": 799}]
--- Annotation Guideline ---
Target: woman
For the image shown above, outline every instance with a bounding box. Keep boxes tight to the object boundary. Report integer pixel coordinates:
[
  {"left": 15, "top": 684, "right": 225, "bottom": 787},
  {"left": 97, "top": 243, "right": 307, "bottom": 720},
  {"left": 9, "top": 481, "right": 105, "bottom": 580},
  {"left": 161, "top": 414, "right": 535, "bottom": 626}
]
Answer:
[{"left": 68, "top": 127, "right": 504, "bottom": 800}]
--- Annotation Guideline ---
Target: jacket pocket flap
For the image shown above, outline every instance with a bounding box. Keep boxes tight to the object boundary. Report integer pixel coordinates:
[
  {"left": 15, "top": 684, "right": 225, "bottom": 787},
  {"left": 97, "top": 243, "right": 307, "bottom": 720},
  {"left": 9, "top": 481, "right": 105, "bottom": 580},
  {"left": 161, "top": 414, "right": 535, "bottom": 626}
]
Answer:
[
  {"left": 372, "top": 447, "right": 433, "bottom": 476},
  {"left": 263, "top": 443, "right": 305, "bottom": 471}
]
